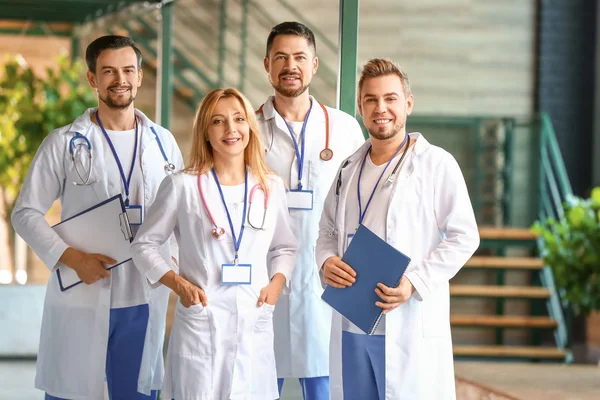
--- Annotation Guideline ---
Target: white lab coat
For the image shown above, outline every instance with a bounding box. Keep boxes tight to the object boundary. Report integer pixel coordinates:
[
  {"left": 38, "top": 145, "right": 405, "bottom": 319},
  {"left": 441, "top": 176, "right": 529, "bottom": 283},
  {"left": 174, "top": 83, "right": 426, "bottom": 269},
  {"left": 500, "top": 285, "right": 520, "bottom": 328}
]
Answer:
[
  {"left": 131, "top": 170, "right": 297, "bottom": 400},
  {"left": 11, "top": 108, "right": 183, "bottom": 399},
  {"left": 316, "top": 133, "right": 480, "bottom": 400},
  {"left": 256, "top": 96, "right": 365, "bottom": 378}
]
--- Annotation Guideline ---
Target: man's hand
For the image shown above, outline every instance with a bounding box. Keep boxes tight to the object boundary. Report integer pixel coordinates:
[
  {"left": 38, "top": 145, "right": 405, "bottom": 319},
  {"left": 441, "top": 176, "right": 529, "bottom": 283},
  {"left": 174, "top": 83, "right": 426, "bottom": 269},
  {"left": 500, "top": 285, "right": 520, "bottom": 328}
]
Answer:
[
  {"left": 257, "top": 273, "right": 286, "bottom": 306},
  {"left": 375, "top": 276, "right": 415, "bottom": 314},
  {"left": 174, "top": 278, "right": 208, "bottom": 308},
  {"left": 60, "top": 247, "right": 115, "bottom": 285},
  {"left": 322, "top": 256, "right": 356, "bottom": 288}
]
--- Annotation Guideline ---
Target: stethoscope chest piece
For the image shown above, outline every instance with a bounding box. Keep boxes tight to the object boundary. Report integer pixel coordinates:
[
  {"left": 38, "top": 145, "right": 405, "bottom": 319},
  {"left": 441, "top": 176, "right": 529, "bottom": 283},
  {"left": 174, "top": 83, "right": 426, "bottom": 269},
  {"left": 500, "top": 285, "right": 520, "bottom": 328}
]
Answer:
[
  {"left": 320, "top": 148, "right": 333, "bottom": 161},
  {"left": 165, "top": 162, "right": 176, "bottom": 174},
  {"left": 212, "top": 227, "right": 226, "bottom": 240}
]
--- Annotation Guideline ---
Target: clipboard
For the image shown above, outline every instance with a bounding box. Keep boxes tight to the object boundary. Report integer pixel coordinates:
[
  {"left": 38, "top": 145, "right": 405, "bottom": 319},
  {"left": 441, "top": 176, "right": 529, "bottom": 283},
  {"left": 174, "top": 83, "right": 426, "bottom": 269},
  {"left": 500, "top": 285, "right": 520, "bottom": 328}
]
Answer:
[
  {"left": 53, "top": 194, "right": 134, "bottom": 291},
  {"left": 321, "top": 224, "right": 411, "bottom": 334}
]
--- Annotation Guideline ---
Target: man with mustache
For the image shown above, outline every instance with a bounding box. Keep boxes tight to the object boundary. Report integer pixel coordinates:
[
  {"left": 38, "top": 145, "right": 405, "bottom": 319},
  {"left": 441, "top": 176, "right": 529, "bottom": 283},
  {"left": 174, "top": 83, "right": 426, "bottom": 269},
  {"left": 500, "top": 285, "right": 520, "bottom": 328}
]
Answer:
[
  {"left": 256, "top": 21, "right": 365, "bottom": 400},
  {"left": 12, "top": 35, "right": 183, "bottom": 399}
]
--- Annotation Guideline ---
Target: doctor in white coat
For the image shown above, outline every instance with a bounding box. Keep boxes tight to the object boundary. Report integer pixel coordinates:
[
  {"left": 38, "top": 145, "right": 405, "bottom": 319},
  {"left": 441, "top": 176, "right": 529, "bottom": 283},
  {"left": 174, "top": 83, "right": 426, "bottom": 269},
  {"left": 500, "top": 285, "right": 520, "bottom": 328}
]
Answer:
[
  {"left": 316, "top": 58, "right": 480, "bottom": 399},
  {"left": 131, "top": 88, "right": 297, "bottom": 400},
  {"left": 11, "top": 36, "right": 183, "bottom": 400},
  {"left": 256, "top": 22, "right": 364, "bottom": 400}
]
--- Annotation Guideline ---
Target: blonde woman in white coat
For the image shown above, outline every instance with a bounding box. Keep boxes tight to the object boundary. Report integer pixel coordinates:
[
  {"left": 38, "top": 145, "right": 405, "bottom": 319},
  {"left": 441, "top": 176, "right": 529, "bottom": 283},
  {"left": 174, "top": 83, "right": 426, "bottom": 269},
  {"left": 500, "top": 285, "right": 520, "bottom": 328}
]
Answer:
[
  {"left": 131, "top": 88, "right": 297, "bottom": 400},
  {"left": 316, "top": 59, "right": 480, "bottom": 399}
]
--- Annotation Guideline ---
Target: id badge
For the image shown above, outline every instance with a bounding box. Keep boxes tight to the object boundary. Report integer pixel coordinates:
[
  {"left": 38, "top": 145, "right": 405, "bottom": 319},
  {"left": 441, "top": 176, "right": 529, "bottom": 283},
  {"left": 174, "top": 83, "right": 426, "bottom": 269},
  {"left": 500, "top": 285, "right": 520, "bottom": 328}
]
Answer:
[
  {"left": 222, "top": 263, "right": 252, "bottom": 285},
  {"left": 346, "top": 233, "right": 355, "bottom": 251},
  {"left": 287, "top": 189, "right": 313, "bottom": 210},
  {"left": 125, "top": 205, "right": 143, "bottom": 226}
]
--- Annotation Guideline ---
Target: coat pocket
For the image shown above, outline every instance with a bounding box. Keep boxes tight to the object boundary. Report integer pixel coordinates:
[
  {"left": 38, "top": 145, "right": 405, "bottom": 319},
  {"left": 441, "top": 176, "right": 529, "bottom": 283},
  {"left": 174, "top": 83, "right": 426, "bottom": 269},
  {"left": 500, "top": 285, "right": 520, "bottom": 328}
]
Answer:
[
  {"left": 174, "top": 302, "right": 213, "bottom": 357},
  {"left": 254, "top": 303, "right": 275, "bottom": 332}
]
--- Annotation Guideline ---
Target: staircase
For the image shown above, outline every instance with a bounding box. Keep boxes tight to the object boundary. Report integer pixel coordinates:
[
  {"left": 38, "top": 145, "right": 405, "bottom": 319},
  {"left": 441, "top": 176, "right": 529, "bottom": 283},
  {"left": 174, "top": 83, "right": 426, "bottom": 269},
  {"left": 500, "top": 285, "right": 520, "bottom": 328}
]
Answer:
[{"left": 451, "top": 227, "right": 568, "bottom": 361}]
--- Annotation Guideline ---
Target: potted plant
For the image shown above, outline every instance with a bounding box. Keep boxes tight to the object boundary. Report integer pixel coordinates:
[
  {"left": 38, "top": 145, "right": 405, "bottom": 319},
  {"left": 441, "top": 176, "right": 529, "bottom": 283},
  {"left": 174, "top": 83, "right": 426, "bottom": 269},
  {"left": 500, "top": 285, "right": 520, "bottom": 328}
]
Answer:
[{"left": 532, "top": 188, "right": 600, "bottom": 361}]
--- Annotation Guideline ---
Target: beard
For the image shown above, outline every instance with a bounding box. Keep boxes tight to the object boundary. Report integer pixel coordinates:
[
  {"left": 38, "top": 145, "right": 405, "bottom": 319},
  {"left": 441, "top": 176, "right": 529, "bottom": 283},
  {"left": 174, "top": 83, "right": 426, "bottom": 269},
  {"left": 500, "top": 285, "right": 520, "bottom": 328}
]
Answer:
[
  {"left": 99, "top": 86, "right": 135, "bottom": 110},
  {"left": 271, "top": 73, "right": 310, "bottom": 98},
  {"left": 368, "top": 120, "right": 404, "bottom": 141}
]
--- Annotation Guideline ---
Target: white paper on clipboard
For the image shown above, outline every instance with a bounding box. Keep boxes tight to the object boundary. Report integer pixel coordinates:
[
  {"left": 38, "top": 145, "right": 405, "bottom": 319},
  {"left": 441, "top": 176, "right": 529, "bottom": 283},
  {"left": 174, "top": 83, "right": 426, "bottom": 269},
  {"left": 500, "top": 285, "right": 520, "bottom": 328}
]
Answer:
[{"left": 53, "top": 194, "right": 133, "bottom": 291}]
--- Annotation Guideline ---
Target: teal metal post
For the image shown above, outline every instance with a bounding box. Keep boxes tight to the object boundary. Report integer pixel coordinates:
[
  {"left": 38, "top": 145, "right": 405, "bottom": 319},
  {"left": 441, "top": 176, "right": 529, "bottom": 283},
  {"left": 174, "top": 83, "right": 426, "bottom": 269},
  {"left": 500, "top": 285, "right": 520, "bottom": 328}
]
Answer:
[
  {"left": 218, "top": 0, "right": 228, "bottom": 87},
  {"left": 158, "top": 1, "right": 174, "bottom": 129},
  {"left": 337, "top": 0, "right": 359, "bottom": 117},
  {"left": 239, "top": 0, "right": 249, "bottom": 91},
  {"left": 71, "top": 34, "right": 80, "bottom": 63}
]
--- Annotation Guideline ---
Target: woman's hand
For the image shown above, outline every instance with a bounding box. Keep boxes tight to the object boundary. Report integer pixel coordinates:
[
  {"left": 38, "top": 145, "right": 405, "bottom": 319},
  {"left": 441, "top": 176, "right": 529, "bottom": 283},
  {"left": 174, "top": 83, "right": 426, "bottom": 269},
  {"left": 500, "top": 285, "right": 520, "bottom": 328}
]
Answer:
[
  {"left": 257, "top": 273, "right": 286, "bottom": 306},
  {"left": 160, "top": 270, "right": 208, "bottom": 308}
]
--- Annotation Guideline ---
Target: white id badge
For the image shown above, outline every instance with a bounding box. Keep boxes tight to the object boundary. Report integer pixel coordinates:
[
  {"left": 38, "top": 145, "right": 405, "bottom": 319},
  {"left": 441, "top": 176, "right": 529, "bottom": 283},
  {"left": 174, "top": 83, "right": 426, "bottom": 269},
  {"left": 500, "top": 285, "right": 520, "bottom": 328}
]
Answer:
[
  {"left": 125, "top": 205, "right": 143, "bottom": 226},
  {"left": 287, "top": 189, "right": 313, "bottom": 210},
  {"left": 222, "top": 264, "right": 252, "bottom": 285},
  {"left": 346, "top": 233, "right": 355, "bottom": 251}
]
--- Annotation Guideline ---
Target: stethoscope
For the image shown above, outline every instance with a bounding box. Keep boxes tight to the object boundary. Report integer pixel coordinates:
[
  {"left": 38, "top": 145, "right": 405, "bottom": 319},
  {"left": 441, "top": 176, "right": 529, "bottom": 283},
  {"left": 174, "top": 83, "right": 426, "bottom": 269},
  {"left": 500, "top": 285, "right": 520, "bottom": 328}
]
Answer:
[
  {"left": 256, "top": 100, "right": 333, "bottom": 161},
  {"left": 69, "top": 133, "right": 96, "bottom": 186},
  {"left": 68, "top": 114, "right": 176, "bottom": 186},
  {"left": 198, "top": 170, "right": 270, "bottom": 241}
]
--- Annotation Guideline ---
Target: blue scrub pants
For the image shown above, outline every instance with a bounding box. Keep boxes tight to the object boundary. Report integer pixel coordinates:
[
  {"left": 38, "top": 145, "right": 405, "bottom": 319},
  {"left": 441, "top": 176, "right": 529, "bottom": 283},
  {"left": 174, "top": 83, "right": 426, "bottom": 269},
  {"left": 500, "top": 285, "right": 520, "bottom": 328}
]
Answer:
[
  {"left": 277, "top": 376, "right": 329, "bottom": 400},
  {"left": 45, "top": 304, "right": 158, "bottom": 400},
  {"left": 341, "top": 331, "right": 385, "bottom": 400}
]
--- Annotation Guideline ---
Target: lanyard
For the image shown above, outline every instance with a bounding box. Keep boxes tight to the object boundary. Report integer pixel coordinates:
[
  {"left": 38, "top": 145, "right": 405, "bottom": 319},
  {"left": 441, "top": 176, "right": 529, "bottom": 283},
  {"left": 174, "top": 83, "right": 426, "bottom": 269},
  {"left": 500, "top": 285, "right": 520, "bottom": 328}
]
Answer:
[
  {"left": 212, "top": 167, "right": 248, "bottom": 264},
  {"left": 282, "top": 101, "right": 313, "bottom": 190},
  {"left": 96, "top": 111, "right": 138, "bottom": 206},
  {"left": 357, "top": 135, "right": 410, "bottom": 224}
]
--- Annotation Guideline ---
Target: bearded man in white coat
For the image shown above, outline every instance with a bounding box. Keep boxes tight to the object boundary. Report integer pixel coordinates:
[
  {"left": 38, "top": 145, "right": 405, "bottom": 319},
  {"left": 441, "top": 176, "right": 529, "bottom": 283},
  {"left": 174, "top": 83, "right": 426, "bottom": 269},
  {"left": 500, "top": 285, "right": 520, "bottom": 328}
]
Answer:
[
  {"left": 11, "top": 35, "right": 183, "bottom": 400},
  {"left": 316, "top": 58, "right": 480, "bottom": 400},
  {"left": 256, "top": 21, "right": 364, "bottom": 400}
]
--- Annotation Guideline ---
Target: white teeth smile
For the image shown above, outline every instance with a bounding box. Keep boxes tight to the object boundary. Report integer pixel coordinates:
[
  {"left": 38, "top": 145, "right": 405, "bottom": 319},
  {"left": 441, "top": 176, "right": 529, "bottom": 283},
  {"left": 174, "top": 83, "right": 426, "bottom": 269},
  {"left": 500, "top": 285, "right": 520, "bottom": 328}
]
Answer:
[
  {"left": 223, "top": 138, "right": 240, "bottom": 144},
  {"left": 375, "top": 119, "right": 391, "bottom": 124},
  {"left": 110, "top": 88, "right": 128, "bottom": 93}
]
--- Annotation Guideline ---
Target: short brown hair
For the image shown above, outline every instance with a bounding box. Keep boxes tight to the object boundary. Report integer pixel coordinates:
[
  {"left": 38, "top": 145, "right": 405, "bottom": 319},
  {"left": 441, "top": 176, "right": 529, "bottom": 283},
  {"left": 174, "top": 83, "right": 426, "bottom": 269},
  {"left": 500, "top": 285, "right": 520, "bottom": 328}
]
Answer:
[{"left": 357, "top": 58, "right": 411, "bottom": 101}]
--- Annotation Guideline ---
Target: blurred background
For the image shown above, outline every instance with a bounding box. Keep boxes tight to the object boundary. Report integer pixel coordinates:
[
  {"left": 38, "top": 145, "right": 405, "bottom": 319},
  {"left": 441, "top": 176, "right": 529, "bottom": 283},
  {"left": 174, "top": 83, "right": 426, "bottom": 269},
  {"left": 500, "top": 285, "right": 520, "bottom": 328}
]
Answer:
[{"left": 1, "top": 0, "right": 600, "bottom": 398}]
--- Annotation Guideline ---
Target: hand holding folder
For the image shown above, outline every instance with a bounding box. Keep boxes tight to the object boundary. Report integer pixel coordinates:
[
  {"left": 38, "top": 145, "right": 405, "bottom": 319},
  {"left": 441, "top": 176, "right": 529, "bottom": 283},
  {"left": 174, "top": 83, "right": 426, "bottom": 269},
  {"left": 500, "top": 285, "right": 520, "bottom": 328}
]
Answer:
[
  {"left": 53, "top": 194, "right": 134, "bottom": 291},
  {"left": 321, "top": 224, "right": 411, "bottom": 334}
]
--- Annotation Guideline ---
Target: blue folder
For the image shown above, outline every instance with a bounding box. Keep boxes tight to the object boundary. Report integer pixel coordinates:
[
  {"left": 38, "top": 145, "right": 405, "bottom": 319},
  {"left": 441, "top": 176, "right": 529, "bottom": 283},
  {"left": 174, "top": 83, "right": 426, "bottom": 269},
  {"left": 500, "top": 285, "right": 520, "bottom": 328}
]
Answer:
[{"left": 321, "top": 224, "right": 411, "bottom": 334}]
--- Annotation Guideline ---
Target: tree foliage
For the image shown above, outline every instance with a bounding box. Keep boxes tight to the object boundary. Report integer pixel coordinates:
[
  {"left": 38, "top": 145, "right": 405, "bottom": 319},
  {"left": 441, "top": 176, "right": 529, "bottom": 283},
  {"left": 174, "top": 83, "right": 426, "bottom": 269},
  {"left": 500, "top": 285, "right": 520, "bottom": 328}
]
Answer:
[{"left": 0, "top": 54, "right": 96, "bottom": 210}]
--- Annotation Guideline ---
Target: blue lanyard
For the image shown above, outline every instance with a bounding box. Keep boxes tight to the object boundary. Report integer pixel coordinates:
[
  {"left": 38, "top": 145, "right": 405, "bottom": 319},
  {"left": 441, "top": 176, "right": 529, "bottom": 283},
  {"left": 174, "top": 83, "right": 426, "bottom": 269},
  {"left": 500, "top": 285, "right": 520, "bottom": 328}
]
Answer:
[
  {"left": 357, "top": 135, "right": 409, "bottom": 224},
  {"left": 212, "top": 167, "right": 248, "bottom": 264},
  {"left": 96, "top": 111, "right": 138, "bottom": 206},
  {"left": 282, "top": 101, "right": 313, "bottom": 190}
]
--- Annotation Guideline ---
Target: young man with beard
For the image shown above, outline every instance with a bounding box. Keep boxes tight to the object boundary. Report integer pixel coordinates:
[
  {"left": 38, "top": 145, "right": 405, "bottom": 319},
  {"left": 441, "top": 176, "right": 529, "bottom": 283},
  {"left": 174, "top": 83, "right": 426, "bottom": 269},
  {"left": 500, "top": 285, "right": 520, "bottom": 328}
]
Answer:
[
  {"left": 12, "top": 35, "right": 183, "bottom": 400},
  {"left": 256, "top": 21, "right": 364, "bottom": 400},
  {"left": 316, "top": 58, "right": 480, "bottom": 399}
]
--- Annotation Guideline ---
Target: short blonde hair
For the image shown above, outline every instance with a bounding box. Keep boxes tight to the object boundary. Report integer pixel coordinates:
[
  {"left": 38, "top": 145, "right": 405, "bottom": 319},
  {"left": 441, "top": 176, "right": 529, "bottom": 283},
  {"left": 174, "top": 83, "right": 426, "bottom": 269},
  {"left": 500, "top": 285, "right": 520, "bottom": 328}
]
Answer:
[
  {"left": 184, "top": 88, "right": 272, "bottom": 192},
  {"left": 357, "top": 58, "right": 411, "bottom": 102}
]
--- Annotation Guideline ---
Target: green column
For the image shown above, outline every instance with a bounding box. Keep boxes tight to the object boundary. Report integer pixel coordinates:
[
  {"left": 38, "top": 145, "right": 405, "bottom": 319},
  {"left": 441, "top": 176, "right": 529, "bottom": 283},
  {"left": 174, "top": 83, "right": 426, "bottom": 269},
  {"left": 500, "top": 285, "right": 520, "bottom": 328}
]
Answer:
[
  {"left": 71, "top": 33, "right": 79, "bottom": 63},
  {"left": 158, "top": 1, "right": 174, "bottom": 129},
  {"left": 337, "top": 0, "right": 360, "bottom": 117}
]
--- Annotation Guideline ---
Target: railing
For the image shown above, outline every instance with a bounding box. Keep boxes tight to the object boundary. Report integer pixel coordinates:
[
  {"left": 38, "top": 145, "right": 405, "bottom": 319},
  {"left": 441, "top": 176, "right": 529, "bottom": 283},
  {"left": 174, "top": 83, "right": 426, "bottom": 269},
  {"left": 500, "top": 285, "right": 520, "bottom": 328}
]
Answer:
[
  {"left": 93, "top": 0, "right": 339, "bottom": 109},
  {"left": 536, "top": 112, "right": 572, "bottom": 352},
  {"left": 406, "top": 116, "right": 515, "bottom": 227}
]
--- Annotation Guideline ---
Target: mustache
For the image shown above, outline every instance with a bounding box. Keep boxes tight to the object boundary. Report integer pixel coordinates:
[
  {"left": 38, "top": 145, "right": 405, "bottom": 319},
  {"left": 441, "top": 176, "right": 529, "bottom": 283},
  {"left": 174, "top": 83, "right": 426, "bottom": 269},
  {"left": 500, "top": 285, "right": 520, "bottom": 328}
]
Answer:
[
  {"left": 279, "top": 72, "right": 301, "bottom": 78},
  {"left": 107, "top": 85, "right": 132, "bottom": 90}
]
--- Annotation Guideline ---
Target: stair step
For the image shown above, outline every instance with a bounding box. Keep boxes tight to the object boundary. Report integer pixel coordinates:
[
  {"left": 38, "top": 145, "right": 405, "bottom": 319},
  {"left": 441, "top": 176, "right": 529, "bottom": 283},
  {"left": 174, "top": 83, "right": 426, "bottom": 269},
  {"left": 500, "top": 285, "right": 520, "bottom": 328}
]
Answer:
[
  {"left": 453, "top": 345, "right": 567, "bottom": 359},
  {"left": 451, "top": 315, "right": 558, "bottom": 328},
  {"left": 465, "top": 256, "right": 544, "bottom": 269},
  {"left": 479, "top": 226, "right": 538, "bottom": 241},
  {"left": 450, "top": 285, "right": 551, "bottom": 298}
]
